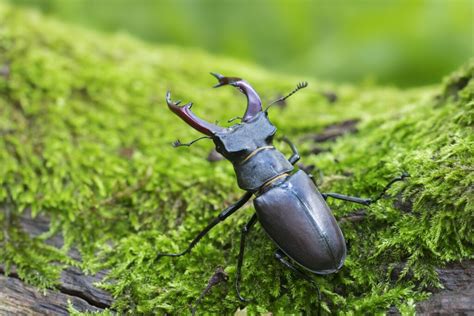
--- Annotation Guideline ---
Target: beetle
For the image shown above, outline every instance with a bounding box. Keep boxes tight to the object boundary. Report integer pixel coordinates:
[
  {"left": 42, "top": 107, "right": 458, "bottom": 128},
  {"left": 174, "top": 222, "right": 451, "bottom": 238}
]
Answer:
[{"left": 160, "top": 73, "right": 408, "bottom": 307}]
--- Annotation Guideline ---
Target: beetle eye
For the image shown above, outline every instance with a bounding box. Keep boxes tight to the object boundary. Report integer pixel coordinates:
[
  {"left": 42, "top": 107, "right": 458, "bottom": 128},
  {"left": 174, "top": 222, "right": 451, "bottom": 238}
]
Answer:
[{"left": 266, "top": 134, "right": 274, "bottom": 143}]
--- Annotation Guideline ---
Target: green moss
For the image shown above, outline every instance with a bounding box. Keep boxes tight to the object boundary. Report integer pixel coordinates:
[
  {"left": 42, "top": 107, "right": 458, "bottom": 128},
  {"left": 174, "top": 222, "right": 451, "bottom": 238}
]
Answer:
[{"left": 0, "top": 4, "right": 472, "bottom": 315}]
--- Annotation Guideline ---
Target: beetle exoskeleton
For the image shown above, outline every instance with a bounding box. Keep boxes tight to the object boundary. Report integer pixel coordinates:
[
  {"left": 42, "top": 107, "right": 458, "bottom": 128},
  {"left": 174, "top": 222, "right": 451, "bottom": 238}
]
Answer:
[
  {"left": 162, "top": 73, "right": 407, "bottom": 311},
  {"left": 255, "top": 169, "right": 346, "bottom": 274}
]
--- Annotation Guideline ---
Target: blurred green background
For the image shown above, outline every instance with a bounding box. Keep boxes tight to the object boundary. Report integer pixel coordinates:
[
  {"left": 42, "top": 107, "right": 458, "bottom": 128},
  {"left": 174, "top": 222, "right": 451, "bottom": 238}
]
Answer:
[{"left": 7, "top": 0, "right": 474, "bottom": 87}]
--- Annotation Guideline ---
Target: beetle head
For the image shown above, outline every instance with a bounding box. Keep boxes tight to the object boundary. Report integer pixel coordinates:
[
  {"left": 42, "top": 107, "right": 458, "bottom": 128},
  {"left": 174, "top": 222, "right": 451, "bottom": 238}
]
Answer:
[{"left": 212, "top": 111, "right": 276, "bottom": 163}]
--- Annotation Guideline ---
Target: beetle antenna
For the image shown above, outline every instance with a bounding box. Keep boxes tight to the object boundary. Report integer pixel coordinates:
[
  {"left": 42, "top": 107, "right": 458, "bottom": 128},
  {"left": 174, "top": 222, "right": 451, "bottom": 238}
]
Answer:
[
  {"left": 173, "top": 136, "right": 212, "bottom": 148},
  {"left": 264, "top": 81, "right": 308, "bottom": 112}
]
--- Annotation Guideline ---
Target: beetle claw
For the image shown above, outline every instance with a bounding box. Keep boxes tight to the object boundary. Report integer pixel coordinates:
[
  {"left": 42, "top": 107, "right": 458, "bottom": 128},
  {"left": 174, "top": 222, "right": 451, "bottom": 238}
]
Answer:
[{"left": 237, "top": 294, "right": 254, "bottom": 303}]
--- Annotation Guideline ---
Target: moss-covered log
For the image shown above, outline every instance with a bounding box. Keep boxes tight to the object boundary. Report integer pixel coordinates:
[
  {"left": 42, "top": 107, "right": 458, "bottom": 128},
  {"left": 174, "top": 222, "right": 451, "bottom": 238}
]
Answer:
[{"left": 0, "top": 4, "right": 472, "bottom": 315}]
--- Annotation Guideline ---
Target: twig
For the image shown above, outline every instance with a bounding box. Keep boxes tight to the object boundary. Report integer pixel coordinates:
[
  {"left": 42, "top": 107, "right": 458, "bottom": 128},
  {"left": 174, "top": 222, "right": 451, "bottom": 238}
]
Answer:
[{"left": 191, "top": 267, "right": 228, "bottom": 315}]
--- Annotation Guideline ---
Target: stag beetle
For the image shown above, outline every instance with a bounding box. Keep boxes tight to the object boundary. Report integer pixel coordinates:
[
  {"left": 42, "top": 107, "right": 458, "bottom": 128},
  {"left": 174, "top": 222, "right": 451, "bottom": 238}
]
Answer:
[{"left": 161, "top": 73, "right": 408, "bottom": 307}]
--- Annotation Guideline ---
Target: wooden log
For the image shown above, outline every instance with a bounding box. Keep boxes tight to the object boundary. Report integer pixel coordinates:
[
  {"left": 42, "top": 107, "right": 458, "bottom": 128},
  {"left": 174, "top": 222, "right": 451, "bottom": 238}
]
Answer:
[
  {"left": 416, "top": 260, "right": 474, "bottom": 315},
  {"left": 0, "top": 211, "right": 112, "bottom": 314},
  {"left": 0, "top": 275, "right": 103, "bottom": 315}
]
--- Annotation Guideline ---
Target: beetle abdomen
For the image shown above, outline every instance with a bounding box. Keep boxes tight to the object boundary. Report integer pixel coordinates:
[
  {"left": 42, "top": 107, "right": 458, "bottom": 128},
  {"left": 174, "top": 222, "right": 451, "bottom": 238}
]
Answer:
[{"left": 254, "top": 170, "right": 346, "bottom": 274}]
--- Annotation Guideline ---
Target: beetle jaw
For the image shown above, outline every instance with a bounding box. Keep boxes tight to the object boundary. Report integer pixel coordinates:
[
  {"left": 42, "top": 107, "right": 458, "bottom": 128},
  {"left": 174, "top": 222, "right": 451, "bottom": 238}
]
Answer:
[
  {"left": 165, "top": 91, "right": 225, "bottom": 136},
  {"left": 210, "top": 72, "right": 263, "bottom": 122},
  {"left": 210, "top": 72, "right": 242, "bottom": 88}
]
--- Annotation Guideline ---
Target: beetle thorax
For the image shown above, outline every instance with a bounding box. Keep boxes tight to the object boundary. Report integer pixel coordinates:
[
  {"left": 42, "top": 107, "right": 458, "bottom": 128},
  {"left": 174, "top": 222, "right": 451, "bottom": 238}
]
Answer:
[{"left": 213, "top": 112, "right": 293, "bottom": 192}]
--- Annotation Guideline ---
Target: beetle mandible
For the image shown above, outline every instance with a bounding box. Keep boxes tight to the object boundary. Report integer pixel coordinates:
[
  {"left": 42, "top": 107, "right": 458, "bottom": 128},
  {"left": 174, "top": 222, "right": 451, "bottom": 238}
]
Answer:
[{"left": 161, "top": 73, "right": 408, "bottom": 304}]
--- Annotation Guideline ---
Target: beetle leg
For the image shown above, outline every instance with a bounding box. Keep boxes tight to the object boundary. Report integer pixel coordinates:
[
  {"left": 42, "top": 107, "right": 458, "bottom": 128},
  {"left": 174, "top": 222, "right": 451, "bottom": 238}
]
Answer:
[
  {"left": 322, "top": 192, "right": 372, "bottom": 205},
  {"left": 274, "top": 249, "right": 322, "bottom": 315},
  {"left": 280, "top": 137, "right": 300, "bottom": 165},
  {"left": 235, "top": 213, "right": 258, "bottom": 302},
  {"left": 369, "top": 172, "right": 410, "bottom": 203},
  {"left": 322, "top": 172, "right": 410, "bottom": 205},
  {"left": 156, "top": 191, "right": 253, "bottom": 259},
  {"left": 281, "top": 137, "right": 326, "bottom": 185}
]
